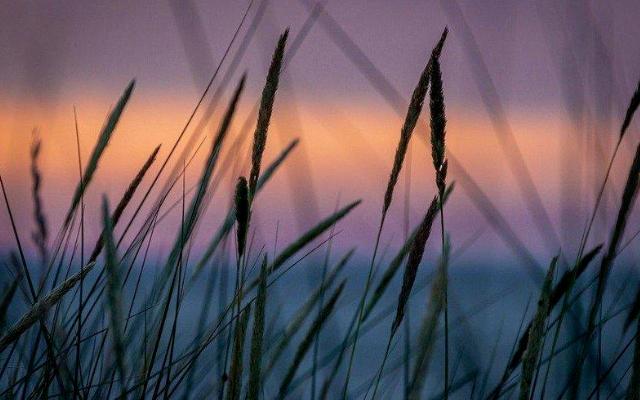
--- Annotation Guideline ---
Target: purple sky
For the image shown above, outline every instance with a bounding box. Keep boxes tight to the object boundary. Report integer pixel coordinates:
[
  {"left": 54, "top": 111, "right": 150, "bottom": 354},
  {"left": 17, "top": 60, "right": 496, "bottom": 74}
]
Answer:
[
  {"left": 1, "top": 0, "right": 638, "bottom": 109},
  {"left": 2, "top": 0, "right": 640, "bottom": 268}
]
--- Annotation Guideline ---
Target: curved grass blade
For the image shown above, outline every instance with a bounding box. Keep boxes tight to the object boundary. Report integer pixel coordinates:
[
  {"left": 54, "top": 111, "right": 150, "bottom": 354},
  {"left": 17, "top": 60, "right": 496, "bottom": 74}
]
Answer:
[
  {"left": 488, "top": 244, "right": 602, "bottom": 399},
  {"left": 0, "top": 261, "right": 93, "bottom": 353},
  {"left": 363, "top": 184, "right": 453, "bottom": 321},
  {"left": 277, "top": 281, "right": 345, "bottom": 399},
  {"left": 621, "top": 78, "right": 640, "bottom": 139},
  {"left": 382, "top": 28, "right": 448, "bottom": 219},
  {"left": 102, "top": 197, "right": 127, "bottom": 398},
  {"left": 247, "top": 257, "right": 268, "bottom": 400},
  {"left": 519, "top": 257, "right": 557, "bottom": 400},
  {"left": 64, "top": 81, "right": 135, "bottom": 228},
  {"left": 392, "top": 196, "right": 439, "bottom": 334},
  {"left": 265, "top": 250, "right": 352, "bottom": 375},
  {"left": 409, "top": 239, "right": 449, "bottom": 399},
  {"left": 0, "top": 145, "right": 159, "bottom": 352},
  {"left": 249, "top": 29, "right": 289, "bottom": 197},
  {"left": 226, "top": 305, "right": 251, "bottom": 400},
  {"left": 192, "top": 139, "right": 299, "bottom": 280},
  {"left": 270, "top": 200, "right": 361, "bottom": 273},
  {"left": 0, "top": 275, "right": 21, "bottom": 332}
]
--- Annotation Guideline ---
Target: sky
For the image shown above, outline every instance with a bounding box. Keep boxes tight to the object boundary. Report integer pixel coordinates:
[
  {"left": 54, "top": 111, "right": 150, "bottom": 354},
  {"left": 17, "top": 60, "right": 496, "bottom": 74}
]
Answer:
[{"left": 1, "top": 0, "right": 640, "bottom": 270}]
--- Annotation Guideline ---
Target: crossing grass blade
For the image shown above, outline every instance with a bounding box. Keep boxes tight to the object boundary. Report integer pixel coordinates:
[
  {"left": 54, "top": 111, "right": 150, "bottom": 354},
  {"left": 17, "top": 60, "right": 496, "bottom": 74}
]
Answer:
[
  {"left": 247, "top": 256, "right": 268, "bottom": 400},
  {"left": 102, "top": 197, "right": 127, "bottom": 398},
  {"left": 392, "top": 196, "right": 439, "bottom": 334},
  {"left": 191, "top": 139, "right": 299, "bottom": 280},
  {"left": 519, "top": 257, "right": 556, "bottom": 400},
  {"left": 270, "top": 200, "right": 361, "bottom": 273},
  {"left": 30, "top": 131, "right": 48, "bottom": 266},
  {"left": 382, "top": 27, "right": 448, "bottom": 219},
  {"left": 0, "top": 275, "right": 21, "bottom": 332},
  {"left": 488, "top": 244, "right": 602, "bottom": 399},
  {"left": 408, "top": 238, "right": 450, "bottom": 399},
  {"left": 64, "top": 81, "right": 135, "bottom": 228},
  {"left": 0, "top": 145, "right": 159, "bottom": 353},
  {"left": 249, "top": 29, "right": 289, "bottom": 197},
  {"left": 277, "top": 281, "right": 345, "bottom": 399},
  {"left": 227, "top": 305, "right": 251, "bottom": 400},
  {"left": 235, "top": 177, "right": 250, "bottom": 259},
  {"left": 363, "top": 184, "right": 453, "bottom": 321},
  {"left": 265, "top": 250, "right": 352, "bottom": 376}
]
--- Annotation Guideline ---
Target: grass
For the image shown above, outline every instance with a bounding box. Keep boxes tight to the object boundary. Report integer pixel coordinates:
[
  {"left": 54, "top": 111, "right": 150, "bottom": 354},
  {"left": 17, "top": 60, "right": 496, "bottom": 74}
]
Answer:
[{"left": 2, "top": 20, "right": 640, "bottom": 400}]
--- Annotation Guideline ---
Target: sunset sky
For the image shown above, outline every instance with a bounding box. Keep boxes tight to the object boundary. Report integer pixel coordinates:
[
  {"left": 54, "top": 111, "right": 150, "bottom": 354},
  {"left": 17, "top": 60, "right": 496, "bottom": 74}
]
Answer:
[{"left": 2, "top": 0, "right": 640, "bottom": 270}]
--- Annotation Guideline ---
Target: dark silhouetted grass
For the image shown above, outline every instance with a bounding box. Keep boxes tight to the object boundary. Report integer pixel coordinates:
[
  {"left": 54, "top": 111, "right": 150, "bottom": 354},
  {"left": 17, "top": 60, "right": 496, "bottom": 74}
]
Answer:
[{"left": 4, "top": 22, "right": 640, "bottom": 400}]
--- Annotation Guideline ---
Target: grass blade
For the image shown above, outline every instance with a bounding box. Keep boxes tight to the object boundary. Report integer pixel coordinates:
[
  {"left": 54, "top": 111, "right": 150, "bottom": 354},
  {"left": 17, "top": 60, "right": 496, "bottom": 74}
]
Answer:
[
  {"left": 627, "top": 317, "right": 640, "bottom": 400},
  {"left": 409, "top": 239, "right": 449, "bottom": 399},
  {"left": 235, "top": 177, "right": 250, "bottom": 259},
  {"left": 392, "top": 196, "right": 439, "bottom": 334},
  {"left": 102, "top": 197, "right": 127, "bottom": 397},
  {"left": 277, "top": 281, "right": 345, "bottom": 399},
  {"left": 30, "top": 130, "right": 48, "bottom": 266},
  {"left": 226, "top": 305, "right": 251, "bottom": 400},
  {"left": 64, "top": 81, "right": 135, "bottom": 228},
  {"left": 192, "top": 139, "right": 299, "bottom": 279},
  {"left": 519, "top": 257, "right": 557, "bottom": 400},
  {"left": 265, "top": 250, "right": 352, "bottom": 375},
  {"left": 247, "top": 257, "right": 268, "bottom": 400},
  {"left": 270, "top": 200, "right": 360, "bottom": 273},
  {"left": 382, "top": 27, "right": 448, "bottom": 219},
  {"left": 363, "top": 184, "right": 453, "bottom": 321},
  {"left": 249, "top": 29, "right": 288, "bottom": 197},
  {"left": 621, "top": 78, "right": 640, "bottom": 139},
  {"left": 0, "top": 274, "right": 21, "bottom": 332},
  {"left": 488, "top": 244, "right": 602, "bottom": 399}
]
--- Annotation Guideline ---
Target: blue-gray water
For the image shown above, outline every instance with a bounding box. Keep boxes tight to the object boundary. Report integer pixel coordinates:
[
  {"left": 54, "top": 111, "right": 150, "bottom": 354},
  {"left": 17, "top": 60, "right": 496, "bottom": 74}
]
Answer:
[{"left": 3, "top": 254, "right": 636, "bottom": 399}]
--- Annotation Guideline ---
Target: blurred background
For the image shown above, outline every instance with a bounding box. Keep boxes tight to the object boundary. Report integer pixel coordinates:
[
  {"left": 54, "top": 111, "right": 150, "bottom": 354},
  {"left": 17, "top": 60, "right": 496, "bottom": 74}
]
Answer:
[
  {"left": 1, "top": 0, "right": 640, "bottom": 264},
  {"left": 2, "top": 1, "right": 640, "bottom": 397}
]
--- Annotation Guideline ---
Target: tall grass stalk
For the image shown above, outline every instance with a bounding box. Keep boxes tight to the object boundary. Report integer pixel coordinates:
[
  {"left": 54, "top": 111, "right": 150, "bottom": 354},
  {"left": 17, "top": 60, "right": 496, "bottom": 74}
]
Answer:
[
  {"left": 101, "top": 197, "right": 127, "bottom": 397},
  {"left": 342, "top": 28, "right": 448, "bottom": 397},
  {"left": 247, "top": 256, "right": 268, "bottom": 400},
  {"left": 519, "top": 257, "right": 557, "bottom": 400},
  {"left": 311, "top": 196, "right": 342, "bottom": 400},
  {"left": 578, "top": 78, "right": 640, "bottom": 260},
  {"left": 248, "top": 29, "right": 288, "bottom": 198},
  {"left": 227, "top": 305, "right": 251, "bottom": 400},
  {"left": 64, "top": 81, "right": 135, "bottom": 229},
  {"left": 0, "top": 145, "right": 159, "bottom": 354},
  {"left": 191, "top": 139, "right": 299, "bottom": 280},
  {"left": 428, "top": 53, "right": 449, "bottom": 400},
  {"left": 29, "top": 130, "right": 48, "bottom": 267},
  {"left": 370, "top": 196, "right": 439, "bottom": 399},
  {"left": 627, "top": 306, "right": 640, "bottom": 400},
  {"left": 570, "top": 144, "right": 640, "bottom": 395},
  {"left": 488, "top": 244, "right": 602, "bottom": 399},
  {"left": 408, "top": 238, "right": 450, "bottom": 399},
  {"left": 6, "top": 16, "right": 640, "bottom": 400}
]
